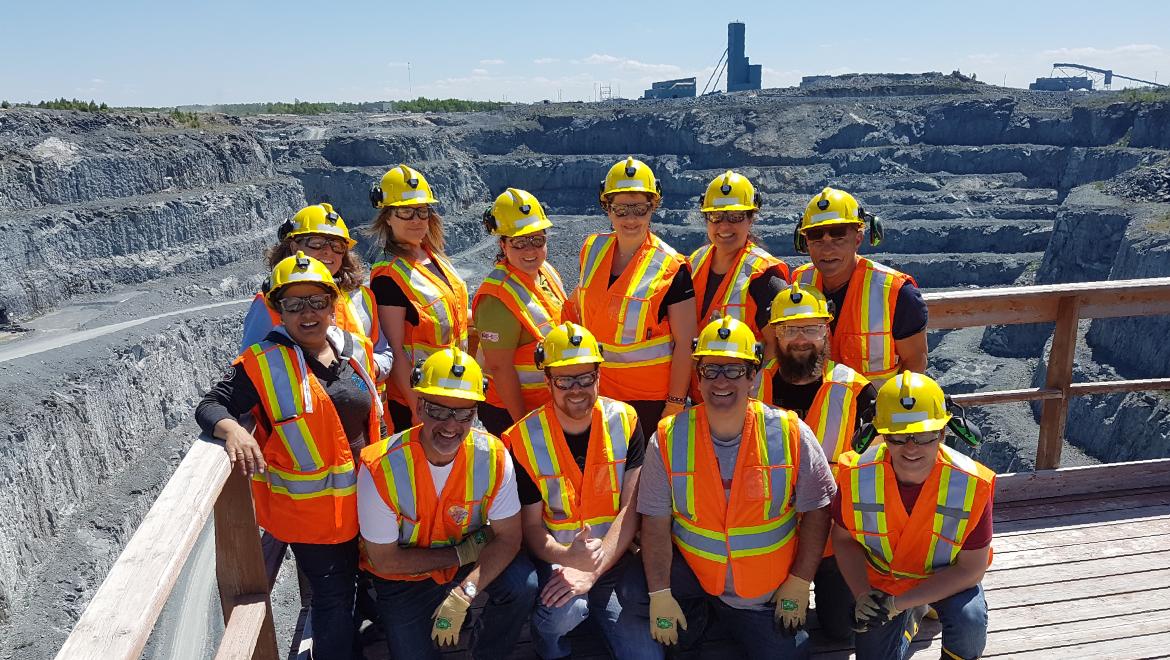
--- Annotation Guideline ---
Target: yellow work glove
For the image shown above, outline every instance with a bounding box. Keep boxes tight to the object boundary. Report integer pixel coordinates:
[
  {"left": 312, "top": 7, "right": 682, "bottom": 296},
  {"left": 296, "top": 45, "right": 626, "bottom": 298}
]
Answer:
[
  {"left": 648, "top": 588, "right": 688, "bottom": 646},
  {"left": 662, "top": 401, "right": 685, "bottom": 420},
  {"left": 853, "top": 589, "right": 902, "bottom": 633},
  {"left": 455, "top": 526, "right": 492, "bottom": 566},
  {"left": 770, "top": 575, "right": 811, "bottom": 636},
  {"left": 431, "top": 588, "right": 472, "bottom": 647}
]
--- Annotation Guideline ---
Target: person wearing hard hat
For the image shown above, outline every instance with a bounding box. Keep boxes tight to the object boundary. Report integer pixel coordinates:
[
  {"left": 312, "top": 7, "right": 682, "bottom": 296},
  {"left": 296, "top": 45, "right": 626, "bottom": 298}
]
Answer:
[
  {"left": 634, "top": 316, "right": 836, "bottom": 658},
  {"left": 689, "top": 171, "right": 789, "bottom": 361},
  {"left": 756, "top": 282, "right": 877, "bottom": 640},
  {"left": 790, "top": 187, "right": 928, "bottom": 386},
  {"left": 565, "top": 157, "right": 699, "bottom": 441},
  {"left": 502, "top": 323, "right": 662, "bottom": 660},
  {"left": 473, "top": 188, "right": 567, "bottom": 437},
  {"left": 357, "top": 348, "right": 537, "bottom": 659},
  {"left": 369, "top": 164, "right": 470, "bottom": 433},
  {"left": 197, "top": 252, "right": 383, "bottom": 659},
  {"left": 831, "top": 372, "right": 994, "bottom": 660}
]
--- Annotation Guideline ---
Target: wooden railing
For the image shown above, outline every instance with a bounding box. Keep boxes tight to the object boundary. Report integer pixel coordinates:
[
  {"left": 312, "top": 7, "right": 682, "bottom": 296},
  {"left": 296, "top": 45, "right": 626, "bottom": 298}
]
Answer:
[{"left": 54, "top": 277, "right": 1170, "bottom": 658}]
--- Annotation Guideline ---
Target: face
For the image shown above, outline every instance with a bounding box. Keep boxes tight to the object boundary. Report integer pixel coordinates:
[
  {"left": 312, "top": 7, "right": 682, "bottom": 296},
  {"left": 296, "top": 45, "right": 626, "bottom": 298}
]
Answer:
[
  {"left": 775, "top": 318, "right": 830, "bottom": 381},
  {"left": 883, "top": 430, "right": 944, "bottom": 483},
  {"left": 277, "top": 282, "right": 335, "bottom": 348},
  {"left": 696, "top": 356, "right": 755, "bottom": 413},
  {"left": 605, "top": 192, "right": 656, "bottom": 243},
  {"left": 386, "top": 204, "right": 432, "bottom": 248},
  {"left": 705, "top": 211, "right": 754, "bottom": 253},
  {"left": 292, "top": 233, "right": 348, "bottom": 276},
  {"left": 501, "top": 230, "right": 547, "bottom": 276},
  {"left": 547, "top": 363, "right": 600, "bottom": 421},
  {"left": 417, "top": 394, "right": 477, "bottom": 460},
  {"left": 804, "top": 224, "right": 863, "bottom": 284}
]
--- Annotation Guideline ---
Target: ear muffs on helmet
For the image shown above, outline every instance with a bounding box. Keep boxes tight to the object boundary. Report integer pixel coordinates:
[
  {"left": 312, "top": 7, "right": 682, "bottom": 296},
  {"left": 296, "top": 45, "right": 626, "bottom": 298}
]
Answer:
[
  {"left": 852, "top": 422, "right": 879, "bottom": 453},
  {"left": 482, "top": 209, "right": 498, "bottom": 234},
  {"left": 278, "top": 217, "right": 294, "bottom": 241},
  {"left": 944, "top": 397, "right": 983, "bottom": 448},
  {"left": 753, "top": 342, "right": 764, "bottom": 363},
  {"left": 533, "top": 343, "right": 546, "bottom": 370},
  {"left": 369, "top": 183, "right": 384, "bottom": 209},
  {"left": 409, "top": 358, "right": 425, "bottom": 387}
]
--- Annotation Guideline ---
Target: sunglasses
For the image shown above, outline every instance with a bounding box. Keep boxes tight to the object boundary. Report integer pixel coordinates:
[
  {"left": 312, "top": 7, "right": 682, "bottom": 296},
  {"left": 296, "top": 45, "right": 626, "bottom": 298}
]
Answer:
[
  {"left": 421, "top": 400, "right": 477, "bottom": 423},
  {"left": 507, "top": 235, "right": 547, "bottom": 250},
  {"left": 778, "top": 324, "right": 829, "bottom": 340},
  {"left": 884, "top": 432, "right": 942, "bottom": 446},
  {"left": 277, "top": 293, "right": 333, "bottom": 314},
  {"left": 801, "top": 224, "right": 853, "bottom": 243},
  {"left": 697, "top": 363, "right": 751, "bottom": 381},
  {"left": 392, "top": 206, "right": 433, "bottom": 221},
  {"left": 705, "top": 211, "right": 751, "bottom": 225},
  {"left": 608, "top": 202, "right": 653, "bottom": 218},
  {"left": 550, "top": 370, "right": 600, "bottom": 391},
  {"left": 295, "top": 235, "right": 348, "bottom": 255}
]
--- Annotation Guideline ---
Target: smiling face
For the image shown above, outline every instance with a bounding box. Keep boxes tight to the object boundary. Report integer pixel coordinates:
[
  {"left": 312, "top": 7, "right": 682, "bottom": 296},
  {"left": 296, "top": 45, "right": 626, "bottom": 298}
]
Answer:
[
  {"left": 501, "top": 230, "right": 547, "bottom": 277},
  {"left": 775, "top": 318, "right": 830, "bottom": 382},
  {"left": 292, "top": 233, "right": 347, "bottom": 276},
  {"left": 696, "top": 356, "right": 754, "bottom": 415},
  {"left": 547, "top": 362, "right": 600, "bottom": 421},
  {"left": 705, "top": 211, "right": 754, "bottom": 254},
  {"left": 883, "top": 430, "right": 944, "bottom": 484},
  {"left": 805, "top": 224, "right": 863, "bottom": 289},
  {"left": 605, "top": 192, "right": 656, "bottom": 243},
  {"left": 277, "top": 282, "right": 335, "bottom": 349},
  {"left": 417, "top": 393, "right": 477, "bottom": 464}
]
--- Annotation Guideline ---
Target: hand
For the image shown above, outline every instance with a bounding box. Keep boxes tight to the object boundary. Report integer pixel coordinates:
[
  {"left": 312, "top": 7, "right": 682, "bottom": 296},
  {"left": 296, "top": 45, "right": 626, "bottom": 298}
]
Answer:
[
  {"left": 648, "top": 588, "right": 688, "bottom": 646},
  {"left": 852, "top": 589, "right": 902, "bottom": 633},
  {"left": 224, "top": 425, "right": 266, "bottom": 476},
  {"left": 540, "top": 565, "right": 598, "bottom": 607},
  {"left": 565, "top": 523, "right": 605, "bottom": 573},
  {"left": 661, "top": 401, "right": 685, "bottom": 420},
  {"left": 770, "top": 575, "right": 811, "bottom": 636},
  {"left": 431, "top": 588, "right": 472, "bottom": 647},
  {"left": 455, "top": 526, "right": 493, "bottom": 566}
]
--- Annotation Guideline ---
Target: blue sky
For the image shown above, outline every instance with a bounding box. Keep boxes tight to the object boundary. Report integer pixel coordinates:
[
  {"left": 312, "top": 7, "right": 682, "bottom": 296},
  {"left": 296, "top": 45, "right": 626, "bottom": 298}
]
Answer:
[{"left": 2, "top": 1, "right": 1166, "bottom": 106}]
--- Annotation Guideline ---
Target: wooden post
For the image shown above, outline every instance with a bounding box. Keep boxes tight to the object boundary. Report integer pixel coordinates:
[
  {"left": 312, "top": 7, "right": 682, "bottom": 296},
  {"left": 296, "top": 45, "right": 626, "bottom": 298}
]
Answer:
[
  {"left": 1036, "top": 296, "right": 1080, "bottom": 470},
  {"left": 213, "top": 468, "right": 279, "bottom": 660}
]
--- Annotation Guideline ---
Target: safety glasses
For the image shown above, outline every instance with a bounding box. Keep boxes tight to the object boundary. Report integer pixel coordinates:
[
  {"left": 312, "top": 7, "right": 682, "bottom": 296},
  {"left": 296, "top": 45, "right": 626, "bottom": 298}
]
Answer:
[
  {"left": 277, "top": 294, "right": 333, "bottom": 314},
  {"left": 295, "top": 235, "right": 348, "bottom": 254},
  {"left": 608, "top": 202, "right": 653, "bottom": 218},
  {"left": 705, "top": 211, "right": 751, "bottom": 225},
  {"left": 801, "top": 224, "right": 853, "bottom": 243},
  {"left": 550, "top": 370, "right": 599, "bottom": 391},
  {"left": 421, "top": 400, "right": 477, "bottom": 423},
  {"left": 697, "top": 363, "right": 751, "bottom": 381},
  {"left": 392, "top": 206, "right": 433, "bottom": 221},
  {"left": 507, "top": 235, "right": 547, "bottom": 250},
  {"left": 777, "top": 324, "right": 829, "bottom": 340},
  {"left": 884, "top": 431, "right": 942, "bottom": 446}
]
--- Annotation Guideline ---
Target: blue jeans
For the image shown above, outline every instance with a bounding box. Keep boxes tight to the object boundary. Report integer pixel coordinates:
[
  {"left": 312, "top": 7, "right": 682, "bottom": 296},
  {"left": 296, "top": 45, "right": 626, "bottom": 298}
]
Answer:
[
  {"left": 370, "top": 553, "right": 538, "bottom": 660},
  {"left": 531, "top": 553, "right": 663, "bottom": 659},
  {"left": 854, "top": 584, "right": 988, "bottom": 660},
  {"left": 288, "top": 537, "right": 359, "bottom": 660}
]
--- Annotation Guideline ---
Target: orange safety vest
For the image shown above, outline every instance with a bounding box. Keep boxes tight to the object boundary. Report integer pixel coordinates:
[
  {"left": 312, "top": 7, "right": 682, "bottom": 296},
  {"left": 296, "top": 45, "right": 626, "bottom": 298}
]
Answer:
[
  {"left": 572, "top": 232, "right": 683, "bottom": 401},
  {"left": 837, "top": 443, "right": 995, "bottom": 596},
  {"left": 658, "top": 400, "right": 802, "bottom": 599},
  {"left": 371, "top": 248, "right": 469, "bottom": 406},
  {"left": 504, "top": 397, "right": 635, "bottom": 544},
  {"left": 236, "top": 327, "right": 380, "bottom": 545},
  {"left": 359, "top": 426, "right": 507, "bottom": 583},
  {"left": 260, "top": 286, "right": 379, "bottom": 344},
  {"left": 471, "top": 260, "right": 566, "bottom": 412},
  {"left": 792, "top": 258, "right": 915, "bottom": 384},
  {"left": 688, "top": 242, "right": 785, "bottom": 332}
]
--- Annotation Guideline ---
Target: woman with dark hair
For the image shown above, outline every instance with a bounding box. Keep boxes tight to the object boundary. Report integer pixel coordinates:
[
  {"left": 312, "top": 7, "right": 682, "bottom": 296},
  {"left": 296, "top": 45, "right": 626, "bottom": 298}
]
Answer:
[
  {"left": 368, "top": 164, "right": 469, "bottom": 432},
  {"left": 471, "top": 188, "right": 566, "bottom": 436}
]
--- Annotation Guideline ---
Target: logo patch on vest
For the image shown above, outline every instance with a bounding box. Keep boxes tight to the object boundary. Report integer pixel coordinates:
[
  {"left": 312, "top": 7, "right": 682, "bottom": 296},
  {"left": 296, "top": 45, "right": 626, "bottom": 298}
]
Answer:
[{"left": 448, "top": 504, "right": 470, "bottom": 525}]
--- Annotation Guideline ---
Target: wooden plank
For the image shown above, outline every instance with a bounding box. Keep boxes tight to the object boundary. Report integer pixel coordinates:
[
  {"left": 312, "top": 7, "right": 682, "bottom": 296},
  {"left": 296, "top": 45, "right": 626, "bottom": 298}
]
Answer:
[
  {"left": 987, "top": 589, "right": 1169, "bottom": 631},
  {"left": 1069, "top": 378, "right": 1170, "bottom": 396},
  {"left": 995, "top": 485, "right": 1168, "bottom": 511},
  {"left": 987, "top": 609, "right": 1170, "bottom": 656},
  {"left": 996, "top": 504, "right": 1170, "bottom": 534},
  {"left": 994, "top": 490, "right": 1170, "bottom": 523},
  {"left": 1036, "top": 296, "right": 1079, "bottom": 470},
  {"left": 55, "top": 439, "right": 230, "bottom": 660},
  {"left": 214, "top": 595, "right": 268, "bottom": 660},
  {"left": 994, "top": 517, "right": 1170, "bottom": 551},
  {"left": 989, "top": 534, "right": 1170, "bottom": 571},
  {"left": 997, "top": 630, "right": 1170, "bottom": 659},
  {"left": 950, "top": 387, "right": 1061, "bottom": 406},
  {"left": 986, "top": 550, "right": 1170, "bottom": 589},
  {"left": 995, "top": 460, "right": 1170, "bottom": 503},
  {"left": 989, "top": 567, "right": 1170, "bottom": 608}
]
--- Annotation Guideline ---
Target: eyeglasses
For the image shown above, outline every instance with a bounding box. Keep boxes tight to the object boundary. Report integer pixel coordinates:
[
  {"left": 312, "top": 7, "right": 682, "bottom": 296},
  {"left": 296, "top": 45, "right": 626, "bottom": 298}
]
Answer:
[
  {"left": 608, "top": 202, "right": 653, "bottom": 218},
  {"left": 277, "top": 293, "right": 333, "bottom": 313},
  {"left": 884, "top": 432, "right": 942, "bottom": 446},
  {"left": 295, "top": 235, "right": 348, "bottom": 254},
  {"left": 801, "top": 224, "right": 853, "bottom": 243},
  {"left": 421, "top": 400, "right": 477, "bottom": 423},
  {"left": 392, "top": 206, "right": 433, "bottom": 221},
  {"left": 777, "top": 324, "right": 829, "bottom": 340},
  {"left": 697, "top": 363, "right": 751, "bottom": 381},
  {"left": 706, "top": 211, "right": 751, "bottom": 225},
  {"left": 507, "top": 235, "right": 547, "bottom": 250},
  {"left": 550, "top": 370, "right": 600, "bottom": 391}
]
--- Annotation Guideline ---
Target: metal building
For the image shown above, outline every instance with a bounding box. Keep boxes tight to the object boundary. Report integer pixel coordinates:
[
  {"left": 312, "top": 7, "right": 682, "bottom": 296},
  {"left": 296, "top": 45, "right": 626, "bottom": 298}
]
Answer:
[{"left": 726, "top": 22, "right": 761, "bottom": 92}]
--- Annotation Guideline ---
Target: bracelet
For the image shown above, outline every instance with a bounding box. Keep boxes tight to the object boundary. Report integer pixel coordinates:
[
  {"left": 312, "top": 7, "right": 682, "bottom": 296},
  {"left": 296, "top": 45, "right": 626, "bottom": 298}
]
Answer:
[{"left": 666, "top": 396, "right": 686, "bottom": 405}]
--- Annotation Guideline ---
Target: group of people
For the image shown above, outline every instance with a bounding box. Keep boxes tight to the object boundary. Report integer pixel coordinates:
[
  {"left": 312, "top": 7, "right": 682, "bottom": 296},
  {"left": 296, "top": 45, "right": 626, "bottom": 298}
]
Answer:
[{"left": 196, "top": 157, "right": 995, "bottom": 660}]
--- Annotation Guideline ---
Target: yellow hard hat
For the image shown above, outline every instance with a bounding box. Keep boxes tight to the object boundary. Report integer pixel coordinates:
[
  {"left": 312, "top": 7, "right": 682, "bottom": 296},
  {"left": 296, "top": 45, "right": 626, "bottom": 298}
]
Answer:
[
  {"left": 700, "top": 170, "right": 760, "bottom": 212},
  {"left": 484, "top": 188, "right": 552, "bottom": 237},
  {"left": 799, "top": 187, "right": 864, "bottom": 232},
  {"left": 370, "top": 164, "right": 438, "bottom": 208},
  {"left": 600, "top": 156, "right": 661, "bottom": 202},
  {"left": 692, "top": 316, "right": 762, "bottom": 363},
  {"left": 769, "top": 282, "right": 834, "bottom": 324},
  {"left": 266, "top": 251, "right": 340, "bottom": 306},
  {"left": 283, "top": 203, "right": 356, "bottom": 248},
  {"left": 534, "top": 322, "right": 604, "bottom": 369},
  {"left": 411, "top": 347, "right": 487, "bottom": 402},
  {"left": 873, "top": 371, "right": 952, "bottom": 435}
]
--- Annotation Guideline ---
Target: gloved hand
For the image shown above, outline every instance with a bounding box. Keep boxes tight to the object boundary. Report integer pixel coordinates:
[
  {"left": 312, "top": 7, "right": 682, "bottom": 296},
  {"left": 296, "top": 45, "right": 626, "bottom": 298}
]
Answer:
[
  {"left": 852, "top": 589, "right": 901, "bottom": 632},
  {"left": 648, "top": 588, "right": 688, "bottom": 646},
  {"left": 662, "top": 401, "right": 685, "bottom": 420},
  {"left": 770, "top": 575, "right": 811, "bottom": 636},
  {"left": 455, "top": 526, "right": 493, "bottom": 566},
  {"left": 431, "top": 588, "right": 472, "bottom": 647}
]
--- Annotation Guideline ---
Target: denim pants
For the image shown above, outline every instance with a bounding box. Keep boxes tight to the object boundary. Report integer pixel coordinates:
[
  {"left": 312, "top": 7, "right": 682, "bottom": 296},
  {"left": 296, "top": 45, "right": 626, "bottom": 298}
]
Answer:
[
  {"left": 531, "top": 553, "right": 664, "bottom": 659},
  {"left": 853, "top": 584, "right": 988, "bottom": 660},
  {"left": 813, "top": 556, "right": 856, "bottom": 641},
  {"left": 288, "top": 537, "right": 359, "bottom": 660},
  {"left": 370, "top": 552, "right": 538, "bottom": 660}
]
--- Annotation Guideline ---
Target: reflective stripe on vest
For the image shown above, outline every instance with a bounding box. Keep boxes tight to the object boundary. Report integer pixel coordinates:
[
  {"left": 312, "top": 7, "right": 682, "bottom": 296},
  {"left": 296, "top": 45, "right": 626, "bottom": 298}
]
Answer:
[
  {"left": 807, "top": 362, "right": 866, "bottom": 463},
  {"left": 372, "top": 250, "right": 469, "bottom": 362},
  {"left": 345, "top": 287, "right": 377, "bottom": 340},
  {"left": 476, "top": 261, "right": 565, "bottom": 391},
  {"left": 265, "top": 463, "right": 358, "bottom": 499},
  {"left": 927, "top": 450, "right": 982, "bottom": 572},
  {"left": 689, "top": 243, "right": 776, "bottom": 328}
]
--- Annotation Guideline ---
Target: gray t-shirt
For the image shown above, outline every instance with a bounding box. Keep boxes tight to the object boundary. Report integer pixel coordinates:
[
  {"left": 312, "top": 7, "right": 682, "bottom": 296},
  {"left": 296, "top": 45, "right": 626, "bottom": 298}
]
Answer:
[{"left": 637, "top": 409, "right": 836, "bottom": 609}]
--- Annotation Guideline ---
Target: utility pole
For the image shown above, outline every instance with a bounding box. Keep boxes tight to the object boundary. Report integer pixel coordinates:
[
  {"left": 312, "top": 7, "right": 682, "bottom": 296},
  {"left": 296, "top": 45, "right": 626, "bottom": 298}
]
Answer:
[{"left": 407, "top": 62, "right": 413, "bottom": 96}]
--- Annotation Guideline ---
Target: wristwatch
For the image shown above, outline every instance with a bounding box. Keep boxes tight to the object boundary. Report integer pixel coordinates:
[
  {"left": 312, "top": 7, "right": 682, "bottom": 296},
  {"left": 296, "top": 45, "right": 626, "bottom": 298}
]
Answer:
[{"left": 461, "top": 581, "right": 478, "bottom": 600}]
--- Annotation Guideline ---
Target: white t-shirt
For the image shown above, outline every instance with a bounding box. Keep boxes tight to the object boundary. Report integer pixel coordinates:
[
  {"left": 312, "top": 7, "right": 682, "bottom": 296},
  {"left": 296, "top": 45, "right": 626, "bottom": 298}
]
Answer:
[{"left": 358, "top": 450, "right": 521, "bottom": 544}]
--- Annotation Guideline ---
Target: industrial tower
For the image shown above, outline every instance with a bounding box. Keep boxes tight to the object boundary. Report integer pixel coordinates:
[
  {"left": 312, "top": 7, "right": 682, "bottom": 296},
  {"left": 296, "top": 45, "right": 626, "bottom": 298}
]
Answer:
[{"left": 726, "top": 22, "right": 761, "bottom": 92}]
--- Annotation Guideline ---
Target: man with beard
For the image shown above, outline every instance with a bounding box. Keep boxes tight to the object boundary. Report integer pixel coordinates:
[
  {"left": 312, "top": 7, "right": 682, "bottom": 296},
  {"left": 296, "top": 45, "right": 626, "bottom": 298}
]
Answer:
[
  {"left": 756, "top": 282, "right": 877, "bottom": 640},
  {"left": 503, "top": 322, "right": 661, "bottom": 659}
]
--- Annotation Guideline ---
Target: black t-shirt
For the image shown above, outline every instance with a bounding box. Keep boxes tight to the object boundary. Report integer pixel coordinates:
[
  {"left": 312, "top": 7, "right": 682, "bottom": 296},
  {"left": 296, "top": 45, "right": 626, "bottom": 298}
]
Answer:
[
  {"left": 770, "top": 377, "right": 878, "bottom": 434},
  {"left": 608, "top": 263, "right": 695, "bottom": 324},
  {"left": 824, "top": 279, "right": 928, "bottom": 340},
  {"left": 699, "top": 264, "right": 788, "bottom": 329},
  {"left": 515, "top": 422, "right": 646, "bottom": 506},
  {"left": 370, "top": 258, "right": 453, "bottom": 326}
]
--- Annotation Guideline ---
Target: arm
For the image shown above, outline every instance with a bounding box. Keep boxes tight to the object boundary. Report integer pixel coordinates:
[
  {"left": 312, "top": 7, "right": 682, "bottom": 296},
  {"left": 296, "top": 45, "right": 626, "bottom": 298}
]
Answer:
[
  {"left": 789, "top": 505, "right": 830, "bottom": 581},
  {"left": 369, "top": 303, "right": 393, "bottom": 383},
  {"left": 239, "top": 296, "right": 275, "bottom": 352},
  {"left": 641, "top": 514, "right": 674, "bottom": 592},
  {"left": 831, "top": 522, "right": 874, "bottom": 597},
  {"left": 666, "top": 300, "right": 698, "bottom": 403},
  {"left": 891, "top": 546, "right": 990, "bottom": 610},
  {"left": 894, "top": 330, "right": 928, "bottom": 374},
  {"left": 378, "top": 304, "right": 419, "bottom": 424},
  {"left": 462, "top": 511, "right": 523, "bottom": 591},
  {"left": 597, "top": 466, "right": 641, "bottom": 573},
  {"left": 197, "top": 364, "right": 266, "bottom": 476},
  {"left": 364, "top": 538, "right": 460, "bottom": 577},
  {"left": 482, "top": 348, "right": 526, "bottom": 422}
]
